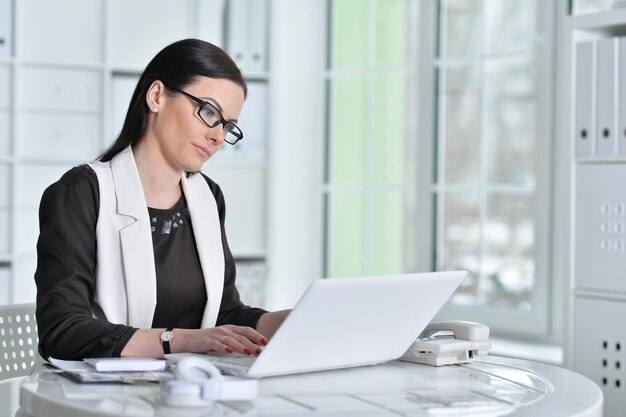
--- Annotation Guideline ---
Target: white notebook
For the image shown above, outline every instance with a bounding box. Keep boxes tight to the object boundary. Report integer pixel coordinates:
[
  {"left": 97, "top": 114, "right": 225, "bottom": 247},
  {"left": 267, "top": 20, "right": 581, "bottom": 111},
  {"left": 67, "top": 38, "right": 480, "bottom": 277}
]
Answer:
[{"left": 83, "top": 357, "right": 167, "bottom": 372}]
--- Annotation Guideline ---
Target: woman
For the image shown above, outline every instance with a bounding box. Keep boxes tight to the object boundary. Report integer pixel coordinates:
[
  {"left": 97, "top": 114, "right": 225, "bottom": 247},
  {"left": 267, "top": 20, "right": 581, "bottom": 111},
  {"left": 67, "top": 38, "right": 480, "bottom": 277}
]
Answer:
[{"left": 35, "top": 39, "right": 289, "bottom": 360}]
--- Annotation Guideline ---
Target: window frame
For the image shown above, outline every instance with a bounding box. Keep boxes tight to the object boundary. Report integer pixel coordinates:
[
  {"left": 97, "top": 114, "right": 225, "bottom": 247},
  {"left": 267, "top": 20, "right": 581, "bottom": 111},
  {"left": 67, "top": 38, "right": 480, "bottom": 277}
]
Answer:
[{"left": 415, "top": 0, "right": 559, "bottom": 339}]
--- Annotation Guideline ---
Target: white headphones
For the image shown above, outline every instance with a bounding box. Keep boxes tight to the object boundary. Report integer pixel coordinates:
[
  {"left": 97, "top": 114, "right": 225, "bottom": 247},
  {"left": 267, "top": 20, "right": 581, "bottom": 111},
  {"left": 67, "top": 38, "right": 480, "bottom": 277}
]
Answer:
[{"left": 160, "top": 356, "right": 257, "bottom": 407}]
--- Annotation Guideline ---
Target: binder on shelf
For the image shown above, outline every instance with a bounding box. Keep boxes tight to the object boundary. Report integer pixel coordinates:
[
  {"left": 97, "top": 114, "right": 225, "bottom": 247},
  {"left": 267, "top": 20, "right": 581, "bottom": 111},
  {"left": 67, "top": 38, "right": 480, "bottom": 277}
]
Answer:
[
  {"left": 226, "top": 0, "right": 249, "bottom": 70},
  {"left": 197, "top": 0, "right": 226, "bottom": 47},
  {"left": 226, "top": 0, "right": 267, "bottom": 73},
  {"left": 595, "top": 38, "right": 618, "bottom": 156},
  {"left": 575, "top": 41, "right": 595, "bottom": 157},
  {"left": 0, "top": 0, "right": 12, "bottom": 59},
  {"left": 248, "top": 0, "right": 268, "bottom": 72},
  {"left": 217, "top": 81, "right": 267, "bottom": 162},
  {"left": 619, "top": 37, "right": 626, "bottom": 155}
]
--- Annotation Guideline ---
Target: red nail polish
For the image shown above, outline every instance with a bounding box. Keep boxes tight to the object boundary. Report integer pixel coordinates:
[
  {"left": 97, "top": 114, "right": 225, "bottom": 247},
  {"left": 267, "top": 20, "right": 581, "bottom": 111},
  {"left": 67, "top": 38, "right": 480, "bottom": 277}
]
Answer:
[
  {"left": 225, "top": 347, "right": 234, "bottom": 353},
  {"left": 261, "top": 338, "right": 268, "bottom": 346},
  {"left": 244, "top": 348, "right": 252, "bottom": 355},
  {"left": 256, "top": 348, "right": 262, "bottom": 355}
]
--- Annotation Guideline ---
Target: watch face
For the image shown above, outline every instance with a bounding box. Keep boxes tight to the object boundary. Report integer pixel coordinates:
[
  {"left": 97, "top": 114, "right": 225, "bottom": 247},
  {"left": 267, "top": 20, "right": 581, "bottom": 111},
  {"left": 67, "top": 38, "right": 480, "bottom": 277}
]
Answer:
[{"left": 161, "top": 330, "right": 173, "bottom": 342}]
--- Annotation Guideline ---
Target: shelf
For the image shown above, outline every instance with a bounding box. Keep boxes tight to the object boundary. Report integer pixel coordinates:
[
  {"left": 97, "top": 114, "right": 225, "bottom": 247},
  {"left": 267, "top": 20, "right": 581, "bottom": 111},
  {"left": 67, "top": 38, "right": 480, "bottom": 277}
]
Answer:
[
  {"left": 576, "top": 156, "right": 626, "bottom": 164},
  {"left": 574, "top": 287, "right": 626, "bottom": 302},
  {"left": 14, "top": 60, "right": 104, "bottom": 71},
  {"left": 14, "top": 155, "right": 93, "bottom": 165},
  {"left": 567, "top": 8, "right": 626, "bottom": 32}
]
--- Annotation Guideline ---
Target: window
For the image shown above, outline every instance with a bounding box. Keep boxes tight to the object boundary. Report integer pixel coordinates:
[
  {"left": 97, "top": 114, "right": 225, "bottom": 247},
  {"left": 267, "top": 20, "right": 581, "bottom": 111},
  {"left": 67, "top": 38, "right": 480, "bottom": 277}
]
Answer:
[
  {"left": 324, "top": 0, "right": 418, "bottom": 277},
  {"left": 324, "top": 0, "right": 555, "bottom": 337},
  {"left": 432, "top": 0, "right": 555, "bottom": 336}
]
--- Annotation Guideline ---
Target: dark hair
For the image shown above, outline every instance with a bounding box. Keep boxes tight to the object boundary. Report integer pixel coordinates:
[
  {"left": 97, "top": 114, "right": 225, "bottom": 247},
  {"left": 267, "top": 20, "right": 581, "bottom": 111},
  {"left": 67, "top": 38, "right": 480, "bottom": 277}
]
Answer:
[{"left": 99, "top": 39, "right": 247, "bottom": 162}]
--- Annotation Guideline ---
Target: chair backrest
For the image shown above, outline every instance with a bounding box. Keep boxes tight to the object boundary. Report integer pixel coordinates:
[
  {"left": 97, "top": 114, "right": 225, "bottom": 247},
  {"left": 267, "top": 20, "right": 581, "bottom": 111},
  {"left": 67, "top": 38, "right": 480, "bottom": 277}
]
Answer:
[{"left": 0, "top": 303, "right": 38, "bottom": 380}]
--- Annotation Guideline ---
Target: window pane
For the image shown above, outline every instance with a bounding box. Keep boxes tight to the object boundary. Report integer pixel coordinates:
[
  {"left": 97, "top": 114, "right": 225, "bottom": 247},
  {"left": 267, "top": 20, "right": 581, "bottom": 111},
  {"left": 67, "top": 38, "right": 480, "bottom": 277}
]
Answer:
[
  {"left": 327, "top": 192, "right": 366, "bottom": 277},
  {"left": 483, "top": 0, "right": 535, "bottom": 54},
  {"left": 329, "top": 76, "right": 368, "bottom": 184},
  {"left": 484, "top": 193, "right": 534, "bottom": 311},
  {"left": 374, "top": 0, "right": 407, "bottom": 66},
  {"left": 371, "top": 190, "right": 404, "bottom": 274},
  {"left": 439, "top": 0, "right": 482, "bottom": 59},
  {"left": 442, "top": 65, "right": 482, "bottom": 184},
  {"left": 485, "top": 57, "right": 536, "bottom": 185},
  {"left": 440, "top": 191, "right": 480, "bottom": 305},
  {"left": 330, "top": 0, "right": 368, "bottom": 69},
  {"left": 373, "top": 72, "right": 406, "bottom": 184}
]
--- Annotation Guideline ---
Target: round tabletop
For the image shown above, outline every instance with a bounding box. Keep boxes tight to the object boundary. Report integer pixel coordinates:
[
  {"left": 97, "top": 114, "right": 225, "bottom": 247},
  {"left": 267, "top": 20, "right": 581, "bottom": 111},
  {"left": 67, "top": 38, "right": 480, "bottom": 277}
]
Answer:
[{"left": 18, "top": 355, "right": 603, "bottom": 417}]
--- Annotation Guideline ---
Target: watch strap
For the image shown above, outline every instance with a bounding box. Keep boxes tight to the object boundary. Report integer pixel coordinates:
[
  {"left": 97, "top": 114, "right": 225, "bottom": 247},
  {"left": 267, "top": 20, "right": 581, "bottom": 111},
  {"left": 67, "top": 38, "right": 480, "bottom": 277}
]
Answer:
[{"left": 161, "top": 327, "right": 174, "bottom": 355}]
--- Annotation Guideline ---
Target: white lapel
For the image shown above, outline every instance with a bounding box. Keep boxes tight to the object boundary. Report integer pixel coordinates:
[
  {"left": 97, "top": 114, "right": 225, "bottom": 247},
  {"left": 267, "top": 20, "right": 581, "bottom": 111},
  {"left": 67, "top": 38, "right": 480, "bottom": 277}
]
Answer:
[
  {"left": 181, "top": 172, "right": 225, "bottom": 328},
  {"left": 110, "top": 146, "right": 157, "bottom": 329}
]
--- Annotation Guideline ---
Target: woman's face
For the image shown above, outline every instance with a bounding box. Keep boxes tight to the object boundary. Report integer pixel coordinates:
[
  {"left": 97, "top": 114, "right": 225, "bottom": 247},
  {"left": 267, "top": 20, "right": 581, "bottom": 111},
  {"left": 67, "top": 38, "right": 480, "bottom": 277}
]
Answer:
[{"left": 149, "top": 76, "right": 245, "bottom": 173}]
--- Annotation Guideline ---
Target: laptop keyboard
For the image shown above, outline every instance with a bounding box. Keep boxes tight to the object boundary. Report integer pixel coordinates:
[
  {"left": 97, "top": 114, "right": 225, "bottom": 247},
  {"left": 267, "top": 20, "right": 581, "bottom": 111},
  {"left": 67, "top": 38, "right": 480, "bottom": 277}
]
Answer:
[{"left": 208, "top": 354, "right": 257, "bottom": 368}]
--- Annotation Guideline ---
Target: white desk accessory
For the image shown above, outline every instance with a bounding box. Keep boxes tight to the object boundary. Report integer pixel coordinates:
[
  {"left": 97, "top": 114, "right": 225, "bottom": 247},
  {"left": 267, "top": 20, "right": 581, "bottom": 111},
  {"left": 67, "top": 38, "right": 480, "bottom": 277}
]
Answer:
[
  {"left": 400, "top": 320, "right": 492, "bottom": 366},
  {"left": 160, "top": 356, "right": 257, "bottom": 406}
]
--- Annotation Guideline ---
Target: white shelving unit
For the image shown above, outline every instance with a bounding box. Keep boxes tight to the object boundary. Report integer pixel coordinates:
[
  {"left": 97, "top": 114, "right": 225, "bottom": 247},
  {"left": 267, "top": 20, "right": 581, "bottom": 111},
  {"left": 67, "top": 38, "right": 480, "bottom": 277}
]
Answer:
[
  {"left": 563, "top": 8, "right": 626, "bottom": 416},
  {"left": 0, "top": 0, "right": 269, "bottom": 305}
]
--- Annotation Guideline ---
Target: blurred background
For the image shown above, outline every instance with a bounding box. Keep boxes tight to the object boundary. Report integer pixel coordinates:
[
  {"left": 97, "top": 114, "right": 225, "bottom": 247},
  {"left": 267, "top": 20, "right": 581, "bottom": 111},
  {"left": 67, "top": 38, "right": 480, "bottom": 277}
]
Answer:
[{"left": 0, "top": 0, "right": 618, "bottom": 364}]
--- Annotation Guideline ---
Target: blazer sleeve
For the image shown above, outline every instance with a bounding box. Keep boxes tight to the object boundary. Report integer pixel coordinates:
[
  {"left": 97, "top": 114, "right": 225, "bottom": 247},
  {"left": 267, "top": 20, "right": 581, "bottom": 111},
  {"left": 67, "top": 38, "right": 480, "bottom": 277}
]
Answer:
[
  {"left": 35, "top": 165, "right": 137, "bottom": 360},
  {"left": 201, "top": 174, "right": 268, "bottom": 328}
]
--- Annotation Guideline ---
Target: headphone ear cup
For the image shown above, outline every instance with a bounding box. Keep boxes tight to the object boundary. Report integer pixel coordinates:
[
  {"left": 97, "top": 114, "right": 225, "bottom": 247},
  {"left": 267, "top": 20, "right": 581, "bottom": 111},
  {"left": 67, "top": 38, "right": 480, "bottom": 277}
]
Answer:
[
  {"left": 162, "top": 357, "right": 224, "bottom": 406},
  {"left": 175, "top": 357, "right": 223, "bottom": 383}
]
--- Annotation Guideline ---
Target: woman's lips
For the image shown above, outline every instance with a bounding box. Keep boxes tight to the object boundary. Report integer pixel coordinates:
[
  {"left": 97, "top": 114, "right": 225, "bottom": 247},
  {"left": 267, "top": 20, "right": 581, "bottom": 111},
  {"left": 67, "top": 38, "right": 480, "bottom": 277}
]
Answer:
[{"left": 193, "top": 144, "right": 210, "bottom": 158}]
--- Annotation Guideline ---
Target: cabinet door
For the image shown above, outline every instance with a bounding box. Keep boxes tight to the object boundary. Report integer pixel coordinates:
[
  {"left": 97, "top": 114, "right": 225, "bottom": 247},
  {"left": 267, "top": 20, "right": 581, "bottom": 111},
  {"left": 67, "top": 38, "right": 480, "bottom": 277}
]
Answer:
[
  {"left": 13, "top": 256, "right": 37, "bottom": 303},
  {"left": 16, "top": 113, "right": 101, "bottom": 158},
  {"left": 16, "top": 0, "right": 103, "bottom": 64},
  {"left": 106, "top": 0, "right": 192, "bottom": 69},
  {"left": 202, "top": 165, "right": 266, "bottom": 256},
  {"left": 0, "top": 265, "right": 9, "bottom": 304},
  {"left": 0, "top": 208, "right": 8, "bottom": 254},
  {"left": 0, "top": 65, "right": 9, "bottom": 155},
  {"left": 0, "top": 164, "right": 8, "bottom": 254},
  {"left": 0, "top": 64, "right": 10, "bottom": 109},
  {"left": 217, "top": 81, "right": 267, "bottom": 162},
  {"left": 0, "top": 0, "right": 12, "bottom": 59},
  {"left": 0, "top": 112, "right": 9, "bottom": 155},
  {"left": 17, "top": 66, "right": 101, "bottom": 112},
  {"left": 575, "top": 164, "right": 626, "bottom": 292},
  {"left": 14, "top": 163, "right": 74, "bottom": 253}
]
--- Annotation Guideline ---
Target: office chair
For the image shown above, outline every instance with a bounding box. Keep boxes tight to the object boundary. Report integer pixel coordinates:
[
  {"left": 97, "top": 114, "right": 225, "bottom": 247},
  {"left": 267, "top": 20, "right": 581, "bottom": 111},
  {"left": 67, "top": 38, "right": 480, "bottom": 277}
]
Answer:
[{"left": 0, "top": 303, "right": 38, "bottom": 380}]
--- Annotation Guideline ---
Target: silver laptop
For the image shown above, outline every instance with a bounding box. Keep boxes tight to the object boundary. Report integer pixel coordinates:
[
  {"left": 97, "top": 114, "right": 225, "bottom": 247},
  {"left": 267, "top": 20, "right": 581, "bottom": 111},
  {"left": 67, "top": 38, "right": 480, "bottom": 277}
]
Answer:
[{"left": 167, "top": 271, "right": 467, "bottom": 378}]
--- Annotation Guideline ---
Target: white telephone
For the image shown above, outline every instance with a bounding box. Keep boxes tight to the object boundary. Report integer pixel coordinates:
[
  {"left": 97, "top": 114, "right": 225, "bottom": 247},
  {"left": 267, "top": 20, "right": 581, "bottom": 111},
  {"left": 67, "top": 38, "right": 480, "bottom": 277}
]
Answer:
[{"left": 399, "top": 320, "right": 492, "bottom": 366}]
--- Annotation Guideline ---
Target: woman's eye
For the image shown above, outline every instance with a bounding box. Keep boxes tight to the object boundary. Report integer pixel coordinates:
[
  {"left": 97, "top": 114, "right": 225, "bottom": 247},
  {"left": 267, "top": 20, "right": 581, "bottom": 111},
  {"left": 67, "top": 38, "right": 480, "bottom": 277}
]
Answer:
[{"left": 201, "top": 106, "right": 217, "bottom": 120}]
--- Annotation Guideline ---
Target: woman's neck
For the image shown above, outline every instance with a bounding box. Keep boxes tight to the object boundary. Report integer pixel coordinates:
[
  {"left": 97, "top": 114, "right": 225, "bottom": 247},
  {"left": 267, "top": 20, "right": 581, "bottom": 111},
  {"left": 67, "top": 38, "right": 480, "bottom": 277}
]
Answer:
[{"left": 132, "top": 140, "right": 182, "bottom": 209}]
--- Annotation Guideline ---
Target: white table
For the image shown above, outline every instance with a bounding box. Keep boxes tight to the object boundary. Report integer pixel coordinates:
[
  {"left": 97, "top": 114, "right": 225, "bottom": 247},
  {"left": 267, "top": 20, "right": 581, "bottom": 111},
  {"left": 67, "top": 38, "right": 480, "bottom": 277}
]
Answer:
[
  {"left": 1, "top": 375, "right": 25, "bottom": 417},
  {"left": 16, "top": 356, "right": 602, "bottom": 417}
]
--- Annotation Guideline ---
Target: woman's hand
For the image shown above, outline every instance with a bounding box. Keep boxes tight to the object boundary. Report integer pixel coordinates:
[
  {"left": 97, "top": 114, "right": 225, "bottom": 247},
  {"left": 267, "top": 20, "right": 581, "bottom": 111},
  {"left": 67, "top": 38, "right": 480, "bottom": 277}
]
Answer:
[
  {"left": 176, "top": 325, "right": 267, "bottom": 356},
  {"left": 121, "top": 325, "right": 268, "bottom": 358}
]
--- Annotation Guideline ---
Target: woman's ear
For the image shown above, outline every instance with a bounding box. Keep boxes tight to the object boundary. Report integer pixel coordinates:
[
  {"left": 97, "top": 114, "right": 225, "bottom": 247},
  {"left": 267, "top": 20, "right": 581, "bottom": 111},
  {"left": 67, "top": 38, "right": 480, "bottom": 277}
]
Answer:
[{"left": 146, "top": 80, "right": 165, "bottom": 113}]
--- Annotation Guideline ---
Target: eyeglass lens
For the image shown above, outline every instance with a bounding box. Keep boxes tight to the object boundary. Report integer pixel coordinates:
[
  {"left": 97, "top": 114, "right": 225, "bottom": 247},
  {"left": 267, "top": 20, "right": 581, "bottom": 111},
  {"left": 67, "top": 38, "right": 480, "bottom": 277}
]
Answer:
[{"left": 198, "top": 102, "right": 242, "bottom": 145}]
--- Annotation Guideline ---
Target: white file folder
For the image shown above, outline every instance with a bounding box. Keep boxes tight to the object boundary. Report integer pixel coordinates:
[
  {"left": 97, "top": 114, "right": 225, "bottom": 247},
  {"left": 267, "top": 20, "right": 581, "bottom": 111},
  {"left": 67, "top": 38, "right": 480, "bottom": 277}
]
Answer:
[
  {"left": 226, "top": 0, "right": 267, "bottom": 73},
  {"left": 197, "top": 0, "right": 226, "bottom": 47},
  {"left": 575, "top": 41, "right": 595, "bottom": 156},
  {"left": 227, "top": 0, "right": 249, "bottom": 70},
  {"left": 248, "top": 0, "right": 268, "bottom": 72},
  {"left": 596, "top": 38, "right": 618, "bottom": 156},
  {"left": 0, "top": 0, "right": 11, "bottom": 59},
  {"left": 619, "top": 37, "right": 626, "bottom": 155}
]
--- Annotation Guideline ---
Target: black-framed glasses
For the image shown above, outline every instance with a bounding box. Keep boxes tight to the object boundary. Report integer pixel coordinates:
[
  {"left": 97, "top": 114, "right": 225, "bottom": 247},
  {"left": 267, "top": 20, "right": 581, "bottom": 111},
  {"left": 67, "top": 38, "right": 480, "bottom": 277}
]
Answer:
[{"left": 162, "top": 81, "right": 244, "bottom": 145}]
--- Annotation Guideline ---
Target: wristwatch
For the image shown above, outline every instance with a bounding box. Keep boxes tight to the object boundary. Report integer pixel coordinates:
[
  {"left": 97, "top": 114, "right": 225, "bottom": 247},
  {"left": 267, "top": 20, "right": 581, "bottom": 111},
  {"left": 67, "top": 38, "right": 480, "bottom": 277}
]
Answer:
[{"left": 160, "top": 328, "right": 174, "bottom": 355}]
